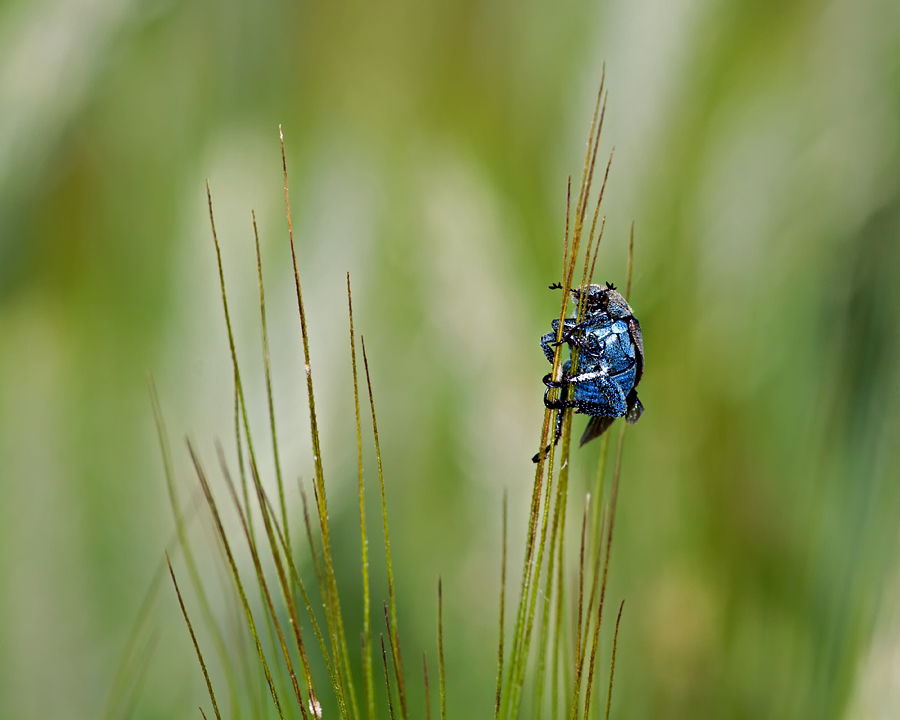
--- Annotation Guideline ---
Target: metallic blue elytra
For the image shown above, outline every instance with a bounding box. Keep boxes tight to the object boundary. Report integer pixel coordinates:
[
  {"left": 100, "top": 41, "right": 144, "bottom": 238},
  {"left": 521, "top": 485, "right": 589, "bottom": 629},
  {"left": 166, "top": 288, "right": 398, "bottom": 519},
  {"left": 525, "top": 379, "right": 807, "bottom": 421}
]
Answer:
[{"left": 533, "top": 282, "right": 644, "bottom": 462}]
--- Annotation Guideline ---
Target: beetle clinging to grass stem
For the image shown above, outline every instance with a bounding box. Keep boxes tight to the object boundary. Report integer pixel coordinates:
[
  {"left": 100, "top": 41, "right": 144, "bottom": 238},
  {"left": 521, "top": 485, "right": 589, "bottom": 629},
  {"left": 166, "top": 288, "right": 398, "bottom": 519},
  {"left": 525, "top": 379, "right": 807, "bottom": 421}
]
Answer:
[{"left": 533, "top": 281, "right": 644, "bottom": 462}]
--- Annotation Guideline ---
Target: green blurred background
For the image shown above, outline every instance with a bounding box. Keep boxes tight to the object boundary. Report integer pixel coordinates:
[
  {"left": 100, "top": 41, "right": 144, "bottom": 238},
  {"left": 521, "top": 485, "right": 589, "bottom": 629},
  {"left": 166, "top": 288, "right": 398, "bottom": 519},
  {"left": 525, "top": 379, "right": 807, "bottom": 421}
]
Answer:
[{"left": 2, "top": 0, "right": 900, "bottom": 718}]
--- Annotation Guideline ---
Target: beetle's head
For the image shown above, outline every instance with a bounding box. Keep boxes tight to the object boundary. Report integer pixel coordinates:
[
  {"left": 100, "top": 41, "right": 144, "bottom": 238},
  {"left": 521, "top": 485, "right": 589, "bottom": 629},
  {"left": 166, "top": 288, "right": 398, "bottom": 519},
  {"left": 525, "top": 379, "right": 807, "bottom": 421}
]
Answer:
[{"left": 572, "top": 282, "right": 633, "bottom": 319}]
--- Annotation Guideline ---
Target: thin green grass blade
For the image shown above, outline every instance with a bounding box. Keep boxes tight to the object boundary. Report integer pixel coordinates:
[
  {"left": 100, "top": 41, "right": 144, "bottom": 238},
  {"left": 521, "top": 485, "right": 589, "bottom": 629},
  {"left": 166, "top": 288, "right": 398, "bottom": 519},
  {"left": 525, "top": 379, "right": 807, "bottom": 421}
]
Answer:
[
  {"left": 150, "top": 376, "right": 242, "bottom": 718},
  {"left": 437, "top": 579, "right": 446, "bottom": 720},
  {"left": 504, "top": 269, "right": 567, "bottom": 717},
  {"left": 307, "top": 481, "right": 355, "bottom": 720},
  {"left": 382, "top": 600, "right": 410, "bottom": 720},
  {"left": 565, "top": 500, "right": 593, "bottom": 720},
  {"left": 188, "top": 440, "right": 286, "bottom": 720},
  {"left": 582, "top": 147, "right": 612, "bottom": 291},
  {"left": 511, "top": 263, "right": 583, "bottom": 718},
  {"left": 114, "top": 628, "right": 159, "bottom": 720},
  {"left": 494, "top": 491, "right": 507, "bottom": 720},
  {"left": 572, "top": 66, "right": 606, "bottom": 254},
  {"left": 506, "top": 79, "right": 607, "bottom": 717},
  {"left": 299, "top": 484, "right": 331, "bottom": 633},
  {"left": 102, "top": 588, "right": 160, "bottom": 720},
  {"left": 253, "top": 210, "right": 290, "bottom": 550},
  {"left": 580, "top": 596, "right": 602, "bottom": 719},
  {"left": 209, "top": 180, "right": 299, "bottom": 717},
  {"left": 550, "top": 522, "right": 566, "bottom": 720},
  {"left": 105, "top": 487, "right": 214, "bottom": 720},
  {"left": 361, "top": 337, "right": 409, "bottom": 719},
  {"left": 589, "top": 434, "right": 612, "bottom": 559},
  {"left": 575, "top": 501, "right": 590, "bottom": 683},
  {"left": 573, "top": 422, "right": 626, "bottom": 719},
  {"left": 347, "top": 273, "right": 375, "bottom": 720},
  {"left": 601, "top": 601, "right": 624, "bottom": 720},
  {"left": 301, "top": 476, "right": 355, "bottom": 716},
  {"left": 280, "top": 127, "right": 358, "bottom": 720},
  {"left": 569, "top": 503, "right": 607, "bottom": 720},
  {"left": 260, "top": 482, "right": 340, "bottom": 691},
  {"left": 381, "top": 636, "right": 397, "bottom": 720},
  {"left": 587, "top": 215, "right": 606, "bottom": 289},
  {"left": 423, "top": 653, "right": 432, "bottom": 720},
  {"left": 243, "top": 214, "right": 349, "bottom": 709},
  {"left": 532, "top": 156, "right": 613, "bottom": 713},
  {"left": 102, "top": 557, "right": 163, "bottom": 720},
  {"left": 234, "top": 383, "right": 253, "bottom": 544},
  {"left": 512, "top": 180, "right": 578, "bottom": 709},
  {"left": 531, "top": 434, "right": 575, "bottom": 715},
  {"left": 218, "top": 442, "right": 320, "bottom": 717},
  {"left": 576, "top": 146, "right": 610, "bottom": 323},
  {"left": 166, "top": 553, "right": 223, "bottom": 720}
]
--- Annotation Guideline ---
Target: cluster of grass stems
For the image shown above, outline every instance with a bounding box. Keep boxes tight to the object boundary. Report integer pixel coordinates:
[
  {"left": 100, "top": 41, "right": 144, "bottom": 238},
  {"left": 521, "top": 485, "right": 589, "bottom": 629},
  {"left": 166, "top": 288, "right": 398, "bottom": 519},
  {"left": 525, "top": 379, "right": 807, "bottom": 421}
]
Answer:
[{"left": 105, "top": 70, "right": 637, "bottom": 720}]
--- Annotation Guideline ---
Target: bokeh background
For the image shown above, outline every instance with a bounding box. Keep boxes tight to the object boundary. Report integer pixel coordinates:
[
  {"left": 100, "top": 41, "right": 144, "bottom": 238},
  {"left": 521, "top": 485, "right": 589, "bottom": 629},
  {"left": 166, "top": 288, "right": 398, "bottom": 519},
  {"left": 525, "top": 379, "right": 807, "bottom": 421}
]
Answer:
[{"left": 2, "top": 0, "right": 900, "bottom": 718}]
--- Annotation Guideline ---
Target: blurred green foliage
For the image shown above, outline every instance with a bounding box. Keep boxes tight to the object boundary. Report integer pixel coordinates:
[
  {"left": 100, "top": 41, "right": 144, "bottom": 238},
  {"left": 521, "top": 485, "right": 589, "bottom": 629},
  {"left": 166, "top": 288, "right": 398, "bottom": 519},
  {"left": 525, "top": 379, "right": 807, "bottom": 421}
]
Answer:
[{"left": 1, "top": 0, "right": 899, "bottom": 718}]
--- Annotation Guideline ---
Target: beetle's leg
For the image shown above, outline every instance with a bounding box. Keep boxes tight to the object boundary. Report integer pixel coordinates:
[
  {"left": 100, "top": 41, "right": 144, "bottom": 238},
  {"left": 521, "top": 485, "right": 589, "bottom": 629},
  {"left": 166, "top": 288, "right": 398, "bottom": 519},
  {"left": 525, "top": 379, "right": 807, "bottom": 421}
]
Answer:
[
  {"left": 550, "top": 392, "right": 568, "bottom": 447},
  {"left": 540, "top": 330, "right": 558, "bottom": 363},
  {"left": 540, "top": 319, "right": 568, "bottom": 363},
  {"left": 533, "top": 383, "right": 579, "bottom": 462},
  {"left": 542, "top": 355, "right": 575, "bottom": 391},
  {"left": 554, "top": 315, "right": 604, "bottom": 347},
  {"left": 542, "top": 372, "right": 565, "bottom": 388}
]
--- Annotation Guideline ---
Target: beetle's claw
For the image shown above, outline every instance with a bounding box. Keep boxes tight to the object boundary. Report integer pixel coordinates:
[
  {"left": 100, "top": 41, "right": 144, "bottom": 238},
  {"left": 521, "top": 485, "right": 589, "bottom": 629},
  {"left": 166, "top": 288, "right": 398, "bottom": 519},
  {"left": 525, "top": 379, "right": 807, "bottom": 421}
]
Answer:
[
  {"left": 532, "top": 442, "right": 553, "bottom": 463},
  {"left": 542, "top": 373, "right": 564, "bottom": 388}
]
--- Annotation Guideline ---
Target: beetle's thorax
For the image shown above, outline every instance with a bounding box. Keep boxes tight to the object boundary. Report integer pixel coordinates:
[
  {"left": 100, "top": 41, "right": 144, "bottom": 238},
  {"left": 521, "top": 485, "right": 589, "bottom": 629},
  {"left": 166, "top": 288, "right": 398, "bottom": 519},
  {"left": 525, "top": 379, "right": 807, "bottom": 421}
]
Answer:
[{"left": 570, "top": 283, "right": 633, "bottom": 320}]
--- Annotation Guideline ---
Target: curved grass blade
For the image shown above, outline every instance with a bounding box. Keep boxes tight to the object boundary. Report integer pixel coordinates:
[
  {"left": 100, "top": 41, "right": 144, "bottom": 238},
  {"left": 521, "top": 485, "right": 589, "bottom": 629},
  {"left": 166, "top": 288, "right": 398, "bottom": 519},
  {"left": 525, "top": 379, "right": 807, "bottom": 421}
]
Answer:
[
  {"left": 188, "top": 440, "right": 286, "bottom": 720},
  {"left": 253, "top": 210, "right": 290, "bottom": 550},
  {"left": 258, "top": 479, "right": 340, "bottom": 692},
  {"left": 348, "top": 273, "right": 376, "bottom": 720},
  {"left": 209, "top": 180, "right": 301, "bottom": 717},
  {"left": 149, "top": 376, "right": 241, "bottom": 717},
  {"left": 361, "top": 337, "right": 409, "bottom": 718},
  {"left": 601, "top": 601, "right": 624, "bottom": 720},
  {"left": 424, "top": 653, "right": 432, "bottom": 720},
  {"left": 216, "top": 443, "right": 315, "bottom": 719},
  {"left": 381, "top": 636, "right": 397, "bottom": 720},
  {"left": 166, "top": 553, "right": 223, "bottom": 720}
]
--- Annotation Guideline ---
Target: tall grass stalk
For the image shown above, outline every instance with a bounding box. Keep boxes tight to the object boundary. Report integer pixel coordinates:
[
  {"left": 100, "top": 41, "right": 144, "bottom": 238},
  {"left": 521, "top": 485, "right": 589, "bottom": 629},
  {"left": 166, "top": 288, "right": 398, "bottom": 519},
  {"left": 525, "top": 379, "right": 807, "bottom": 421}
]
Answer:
[
  {"left": 156, "top": 76, "right": 639, "bottom": 720},
  {"left": 496, "top": 69, "right": 639, "bottom": 720}
]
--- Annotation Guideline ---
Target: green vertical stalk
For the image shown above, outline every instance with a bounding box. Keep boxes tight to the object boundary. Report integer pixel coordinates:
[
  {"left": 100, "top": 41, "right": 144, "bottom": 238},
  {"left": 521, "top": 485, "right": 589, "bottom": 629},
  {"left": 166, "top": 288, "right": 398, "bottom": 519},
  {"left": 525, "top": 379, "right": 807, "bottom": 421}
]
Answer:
[
  {"left": 347, "top": 274, "right": 376, "bottom": 720},
  {"left": 166, "top": 554, "right": 223, "bottom": 720},
  {"left": 280, "top": 128, "right": 357, "bottom": 720},
  {"left": 361, "top": 338, "right": 409, "bottom": 719},
  {"left": 253, "top": 211, "right": 290, "bottom": 551}
]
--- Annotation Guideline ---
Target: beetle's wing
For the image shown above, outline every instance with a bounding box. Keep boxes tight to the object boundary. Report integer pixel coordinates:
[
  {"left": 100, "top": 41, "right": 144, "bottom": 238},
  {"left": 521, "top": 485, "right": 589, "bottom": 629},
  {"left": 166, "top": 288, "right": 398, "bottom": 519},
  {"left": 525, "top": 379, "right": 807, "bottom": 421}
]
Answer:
[
  {"left": 580, "top": 415, "right": 616, "bottom": 446},
  {"left": 626, "top": 316, "right": 644, "bottom": 386}
]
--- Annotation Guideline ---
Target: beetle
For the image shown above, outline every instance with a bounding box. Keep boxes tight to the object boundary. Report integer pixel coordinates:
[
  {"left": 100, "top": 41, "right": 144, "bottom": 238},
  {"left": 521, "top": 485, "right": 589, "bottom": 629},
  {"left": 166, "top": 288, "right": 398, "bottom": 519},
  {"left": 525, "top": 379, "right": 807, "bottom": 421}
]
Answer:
[{"left": 533, "top": 282, "right": 644, "bottom": 462}]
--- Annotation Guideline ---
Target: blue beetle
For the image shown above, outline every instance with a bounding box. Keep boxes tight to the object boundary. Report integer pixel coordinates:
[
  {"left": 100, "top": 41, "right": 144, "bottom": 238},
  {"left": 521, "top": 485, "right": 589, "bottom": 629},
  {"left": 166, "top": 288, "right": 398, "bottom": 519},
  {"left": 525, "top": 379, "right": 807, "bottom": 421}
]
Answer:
[{"left": 533, "top": 282, "right": 644, "bottom": 462}]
